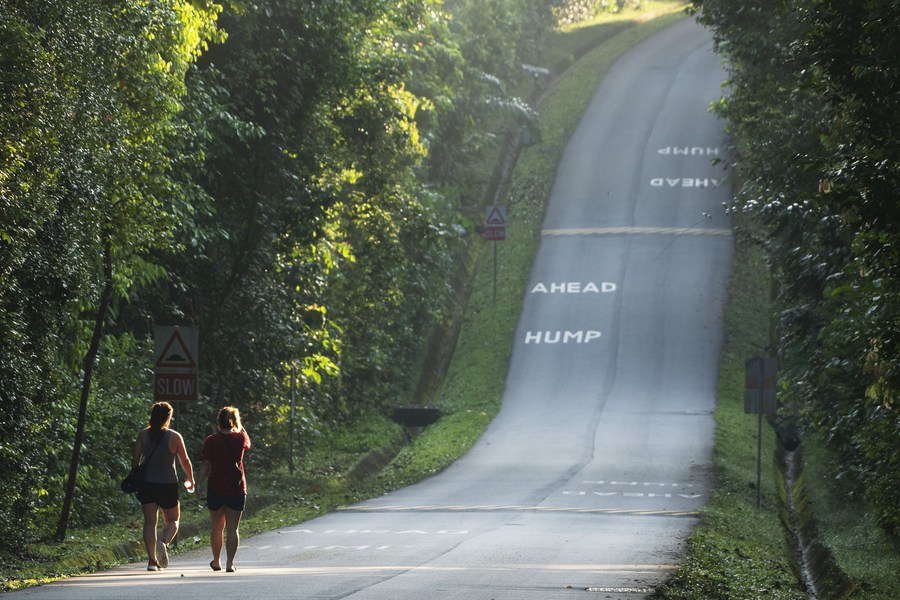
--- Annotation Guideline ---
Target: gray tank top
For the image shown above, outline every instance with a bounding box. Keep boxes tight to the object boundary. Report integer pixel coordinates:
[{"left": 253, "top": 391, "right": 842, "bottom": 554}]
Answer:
[{"left": 142, "top": 430, "right": 177, "bottom": 484}]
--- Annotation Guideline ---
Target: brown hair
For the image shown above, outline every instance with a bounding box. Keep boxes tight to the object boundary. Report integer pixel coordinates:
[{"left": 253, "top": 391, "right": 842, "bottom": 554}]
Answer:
[
  {"left": 217, "top": 406, "right": 242, "bottom": 432},
  {"left": 148, "top": 402, "right": 173, "bottom": 440}
]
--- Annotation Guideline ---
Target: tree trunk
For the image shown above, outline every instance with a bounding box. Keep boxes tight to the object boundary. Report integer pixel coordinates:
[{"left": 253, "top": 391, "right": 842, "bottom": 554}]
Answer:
[{"left": 55, "top": 234, "right": 113, "bottom": 541}]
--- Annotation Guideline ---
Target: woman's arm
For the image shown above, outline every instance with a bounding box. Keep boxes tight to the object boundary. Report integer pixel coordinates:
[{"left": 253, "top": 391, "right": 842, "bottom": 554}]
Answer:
[
  {"left": 131, "top": 430, "right": 144, "bottom": 468},
  {"left": 172, "top": 431, "right": 194, "bottom": 487},
  {"left": 195, "top": 461, "right": 211, "bottom": 487}
]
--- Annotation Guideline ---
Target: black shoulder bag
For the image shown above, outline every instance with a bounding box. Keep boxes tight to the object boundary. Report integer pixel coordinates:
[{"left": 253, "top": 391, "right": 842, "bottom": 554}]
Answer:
[
  {"left": 219, "top": 432, "right": 245, "bottom": 489},
  {"left": 121, "top": 432, "right": 163, "bottom": 494}
]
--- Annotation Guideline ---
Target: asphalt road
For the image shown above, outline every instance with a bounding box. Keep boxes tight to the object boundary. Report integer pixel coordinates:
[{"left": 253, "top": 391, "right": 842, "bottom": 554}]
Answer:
[{"left": 16, "top": 16, "right": 732, "bottom": 600}]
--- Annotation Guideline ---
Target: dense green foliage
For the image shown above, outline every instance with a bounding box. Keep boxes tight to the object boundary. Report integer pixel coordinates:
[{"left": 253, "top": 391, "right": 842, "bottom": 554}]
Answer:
[
  {"left": 693, "top": 0, "right": 900, "bottom": 534},
  {"left": 0, "top": 0, "right": 560, "bottom": 547},
  {"left": 1, "top": 0, "right": 222, "bottom": 545}
]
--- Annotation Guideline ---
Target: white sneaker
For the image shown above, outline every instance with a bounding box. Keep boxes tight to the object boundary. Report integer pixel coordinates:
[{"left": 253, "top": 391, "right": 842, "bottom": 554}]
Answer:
[
  {"left": 147, "top": 561, "right": 159, "bottom": 572},
  {"left": 157, "top": 540, "right": 169, "bottom": 569}
]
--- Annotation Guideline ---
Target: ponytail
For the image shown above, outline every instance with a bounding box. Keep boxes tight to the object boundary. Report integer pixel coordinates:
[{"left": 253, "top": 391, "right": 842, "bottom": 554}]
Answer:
[
  {"left": 217, "top": 406, "right": 242, "bottom": 433},
  {"left": 148, "top": 402, "right": 173, "bottom": 440}
]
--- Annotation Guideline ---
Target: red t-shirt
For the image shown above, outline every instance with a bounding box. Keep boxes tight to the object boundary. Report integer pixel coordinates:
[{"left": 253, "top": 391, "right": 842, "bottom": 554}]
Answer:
[{"left": 200, "top": 430, "right": 251, "bottom": 496}]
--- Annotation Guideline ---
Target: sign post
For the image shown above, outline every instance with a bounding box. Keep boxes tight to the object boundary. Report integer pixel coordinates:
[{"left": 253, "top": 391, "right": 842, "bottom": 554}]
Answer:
[
  {"left": 744, "top": 356, "right": 778, "bottom": 508},
  {"left": 485, "top": 205, "right": 506, "bottom": 302},
  {"left": 484, "top": 205, "right": 506, "bottom": 242},
  {"left": 153, "top": 326, "right": 198, "bottom": 547}
]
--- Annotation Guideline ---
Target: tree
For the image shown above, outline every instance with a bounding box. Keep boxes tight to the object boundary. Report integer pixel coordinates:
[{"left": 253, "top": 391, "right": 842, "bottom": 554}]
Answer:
[{"left": 1, "top": 0, "right": 220, "bottom": 542}]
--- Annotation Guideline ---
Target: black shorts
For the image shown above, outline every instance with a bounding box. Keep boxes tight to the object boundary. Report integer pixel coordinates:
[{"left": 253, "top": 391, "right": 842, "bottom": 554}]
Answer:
[
  {"left": 206, "top": 487, "right": 246, "bottom": 512},
  {"left": 138, "top": 482, "right": 179, "bottom": 509}
]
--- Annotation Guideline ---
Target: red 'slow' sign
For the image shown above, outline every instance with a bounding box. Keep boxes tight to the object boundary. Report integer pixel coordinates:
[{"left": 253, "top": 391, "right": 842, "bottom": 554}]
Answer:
[
  {"left": 154, "top": 372, "right": 198, "bottom": 402},
  {"left": 485, "top": 226, "right": 506, "bottom": 241}
]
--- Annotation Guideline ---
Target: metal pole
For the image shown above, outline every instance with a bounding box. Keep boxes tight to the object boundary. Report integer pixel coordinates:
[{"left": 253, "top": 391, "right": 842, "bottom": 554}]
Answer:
[
  {"left": 289, "top": 366, "right": 295, "bottom": 476},
  {"left": 757, "top": 410, "right": 763, "bottom": 508},
  {"left": 493, "top": 241, "right": 497, "bottom": 303}
]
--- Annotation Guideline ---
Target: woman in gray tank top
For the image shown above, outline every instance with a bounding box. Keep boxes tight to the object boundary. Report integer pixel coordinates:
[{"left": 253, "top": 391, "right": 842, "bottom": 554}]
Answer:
[{"left": 131, "top": 402, "right": 195, "bottom": 571}]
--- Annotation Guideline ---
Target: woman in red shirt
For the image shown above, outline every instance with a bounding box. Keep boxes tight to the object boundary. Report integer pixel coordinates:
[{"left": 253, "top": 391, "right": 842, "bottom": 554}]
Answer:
[{"left": 196, "top": 406, "right": 251, "bottom": 572}]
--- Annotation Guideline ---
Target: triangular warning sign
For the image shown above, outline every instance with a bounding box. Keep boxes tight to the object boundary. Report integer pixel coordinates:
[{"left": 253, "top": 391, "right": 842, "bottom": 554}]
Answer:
[
  {"left": 486, "top": 207, "right": 505, "bottom": 225},
  {"left": 155, "top": 330, "right": 197, "bottom": 368}
]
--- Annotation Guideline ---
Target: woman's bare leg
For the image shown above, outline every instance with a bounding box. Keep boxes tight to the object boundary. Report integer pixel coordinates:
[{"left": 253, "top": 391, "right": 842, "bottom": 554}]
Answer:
[
  {"left": 141, "top": 503, "right": 159, "bottom": 565},
  {"left": 224, "top": 507, "right": 243, "bottom": 571},
  {"left": 160, "top": 504, "right": 180, "bottom": 544},
  {"left": 209, "top": 508, "right": 226, "bottom": 570}
]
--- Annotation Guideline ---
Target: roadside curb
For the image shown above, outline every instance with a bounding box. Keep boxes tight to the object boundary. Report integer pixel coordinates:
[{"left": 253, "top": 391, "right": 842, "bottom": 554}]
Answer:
[{"left": 55, "top": 522, "right": 202, "bottom": 574}]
